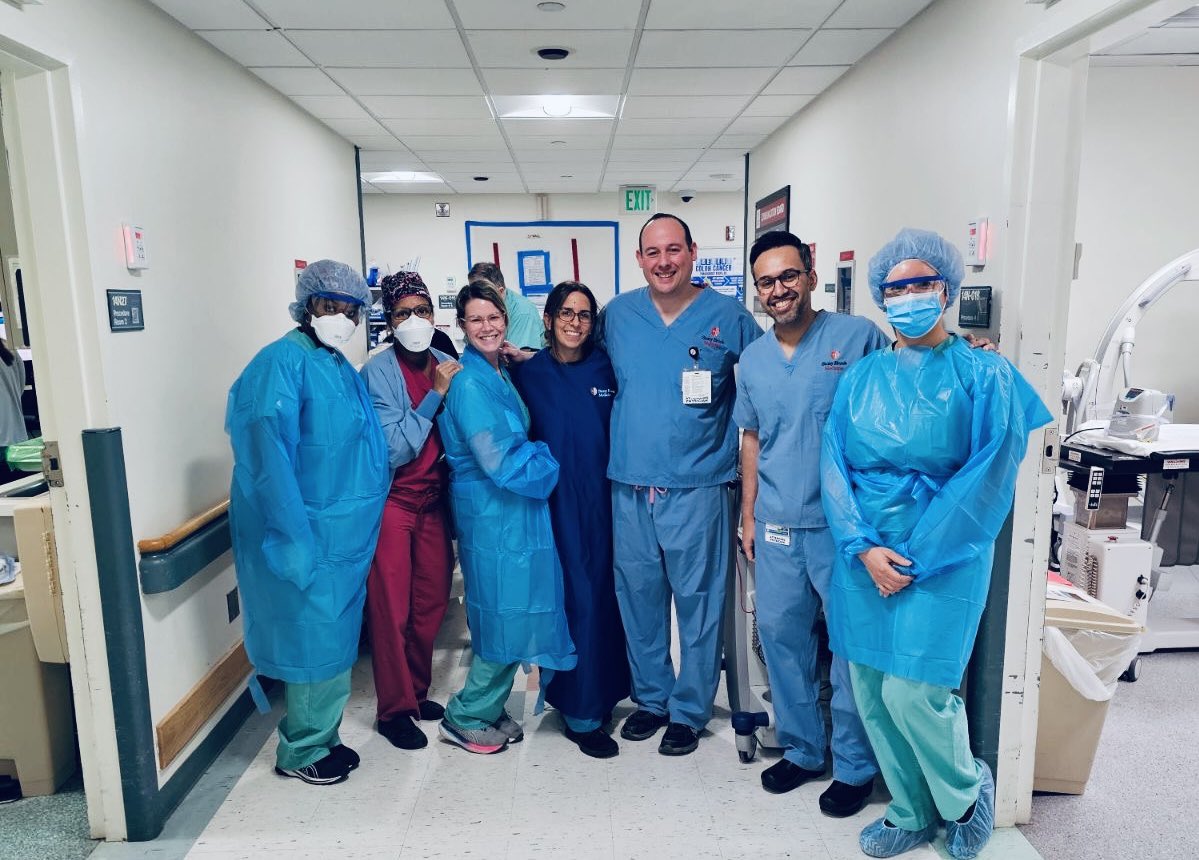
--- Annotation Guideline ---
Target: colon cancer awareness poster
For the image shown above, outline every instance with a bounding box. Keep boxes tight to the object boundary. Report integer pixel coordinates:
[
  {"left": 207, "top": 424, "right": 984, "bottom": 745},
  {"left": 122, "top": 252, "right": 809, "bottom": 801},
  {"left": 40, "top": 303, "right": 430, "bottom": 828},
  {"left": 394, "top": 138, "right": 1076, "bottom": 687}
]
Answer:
[{"left": 695, "top": 247, "right": 745, "bottom": 301}]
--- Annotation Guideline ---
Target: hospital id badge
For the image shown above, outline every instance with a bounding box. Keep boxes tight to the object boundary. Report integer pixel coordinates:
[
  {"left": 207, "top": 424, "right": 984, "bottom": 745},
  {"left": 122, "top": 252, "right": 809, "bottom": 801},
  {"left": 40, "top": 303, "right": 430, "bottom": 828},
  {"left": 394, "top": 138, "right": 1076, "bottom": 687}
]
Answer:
[
  {"left": 764, "top": 524, "right": 791, "bottom": 546},
  {"left": 682, "top": 369, "right": 712, "bottom": 405}
]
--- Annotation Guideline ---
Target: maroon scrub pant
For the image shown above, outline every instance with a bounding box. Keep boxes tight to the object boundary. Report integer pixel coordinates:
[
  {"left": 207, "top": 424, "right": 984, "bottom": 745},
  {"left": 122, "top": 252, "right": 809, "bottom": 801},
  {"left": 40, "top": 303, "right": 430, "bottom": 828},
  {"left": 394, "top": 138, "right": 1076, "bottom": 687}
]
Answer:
[{"left": 367, "top": 495, "right": 453, "bottom": 721}]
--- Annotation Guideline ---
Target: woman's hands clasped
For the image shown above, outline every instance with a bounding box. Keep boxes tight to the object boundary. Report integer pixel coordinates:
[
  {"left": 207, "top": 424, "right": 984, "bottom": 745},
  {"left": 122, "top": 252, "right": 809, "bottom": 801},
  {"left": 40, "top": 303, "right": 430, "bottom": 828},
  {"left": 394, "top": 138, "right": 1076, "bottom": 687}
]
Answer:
[{"left": 857, "top": 547, "right": 914, "bottom": 598}]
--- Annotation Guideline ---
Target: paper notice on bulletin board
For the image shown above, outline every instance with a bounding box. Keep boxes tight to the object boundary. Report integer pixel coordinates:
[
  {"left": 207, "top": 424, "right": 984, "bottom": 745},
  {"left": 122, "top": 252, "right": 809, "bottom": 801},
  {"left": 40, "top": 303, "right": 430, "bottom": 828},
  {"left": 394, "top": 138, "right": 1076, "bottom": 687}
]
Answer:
[
  {"left": 517, "top": 250, "right": 552, "bottom": 295},
  {"left": 695, "top": 247, "right": 745, "bottom": 301}
]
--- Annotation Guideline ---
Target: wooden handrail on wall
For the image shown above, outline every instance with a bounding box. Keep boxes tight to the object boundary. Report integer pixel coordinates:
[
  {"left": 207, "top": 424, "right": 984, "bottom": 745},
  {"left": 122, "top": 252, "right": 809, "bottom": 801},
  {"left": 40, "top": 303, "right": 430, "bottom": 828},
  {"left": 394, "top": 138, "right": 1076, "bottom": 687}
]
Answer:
[{"left": 137, "top": 500, "right": 229, "bottom": 554}]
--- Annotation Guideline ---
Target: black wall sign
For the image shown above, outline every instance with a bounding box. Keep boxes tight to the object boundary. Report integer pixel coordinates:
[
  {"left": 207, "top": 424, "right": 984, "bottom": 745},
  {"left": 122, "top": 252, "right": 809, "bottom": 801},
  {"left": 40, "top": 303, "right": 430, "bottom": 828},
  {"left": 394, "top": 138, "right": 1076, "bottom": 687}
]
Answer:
[{"left": 107, "top": 289, "right": 145, "bottom": 332}]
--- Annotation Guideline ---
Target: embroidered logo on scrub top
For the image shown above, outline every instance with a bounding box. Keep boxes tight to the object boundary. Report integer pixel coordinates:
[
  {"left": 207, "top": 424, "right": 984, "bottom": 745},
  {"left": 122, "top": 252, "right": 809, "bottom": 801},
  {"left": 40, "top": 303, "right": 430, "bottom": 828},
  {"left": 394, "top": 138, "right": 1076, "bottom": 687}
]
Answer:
[
  {"left": 702, "top": 326, "right": 725, "bottom": 350},
  {"left": 590, "top": 387, "right": 615, "bottom": 398},
  {"left": 821, "top": 348, "right": 849, "bottom": 372}
]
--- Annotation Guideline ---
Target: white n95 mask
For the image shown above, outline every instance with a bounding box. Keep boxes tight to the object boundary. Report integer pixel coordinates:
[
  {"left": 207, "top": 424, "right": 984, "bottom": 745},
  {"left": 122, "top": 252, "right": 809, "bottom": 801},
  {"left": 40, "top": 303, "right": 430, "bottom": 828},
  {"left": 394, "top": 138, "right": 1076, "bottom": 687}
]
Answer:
[
  {"left": 310, "top": 313, "right": 358, "bottom": 349},
  {"left": 393, "top": 315, "right": 435, "bottom": 352}
]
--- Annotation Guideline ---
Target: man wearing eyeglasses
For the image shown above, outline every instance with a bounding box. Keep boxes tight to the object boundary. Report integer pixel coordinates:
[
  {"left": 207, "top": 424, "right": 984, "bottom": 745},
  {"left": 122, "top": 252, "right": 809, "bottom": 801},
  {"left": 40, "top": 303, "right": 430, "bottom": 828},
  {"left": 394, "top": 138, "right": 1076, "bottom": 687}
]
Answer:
[
  {"left": 734, "top": 230, "right": 891, "bottom": 815},
  {"left": 601, "top": 213, "right": 762, "bottom": 756}
]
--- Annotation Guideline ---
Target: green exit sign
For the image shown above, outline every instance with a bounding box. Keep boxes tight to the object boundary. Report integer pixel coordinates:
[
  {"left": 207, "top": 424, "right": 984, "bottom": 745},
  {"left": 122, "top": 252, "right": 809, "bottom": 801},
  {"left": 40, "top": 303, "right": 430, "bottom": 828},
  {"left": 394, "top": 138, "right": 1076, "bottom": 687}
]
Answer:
[{"left": 620, "top": 185, "right": 656, "bottom": 214}]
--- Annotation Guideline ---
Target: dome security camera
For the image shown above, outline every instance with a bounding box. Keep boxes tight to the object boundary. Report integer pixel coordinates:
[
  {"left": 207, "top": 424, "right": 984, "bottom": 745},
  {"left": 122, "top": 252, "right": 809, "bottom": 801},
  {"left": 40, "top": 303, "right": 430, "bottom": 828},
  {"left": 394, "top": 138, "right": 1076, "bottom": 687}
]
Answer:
[{"left": 679, "top": 190, "right": 697, "bottom": 203}]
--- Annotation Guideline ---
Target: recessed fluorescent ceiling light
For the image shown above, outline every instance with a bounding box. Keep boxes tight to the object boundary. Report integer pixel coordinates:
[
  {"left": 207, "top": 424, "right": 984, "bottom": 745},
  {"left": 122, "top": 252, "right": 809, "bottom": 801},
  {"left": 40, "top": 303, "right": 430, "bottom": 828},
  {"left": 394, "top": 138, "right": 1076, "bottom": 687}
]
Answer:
[
  {"left": 362, "top": 171, "right": 443, "bottom": 183},
  {"left": 494, "top": 94, "right": 619, "bottom": 119}
]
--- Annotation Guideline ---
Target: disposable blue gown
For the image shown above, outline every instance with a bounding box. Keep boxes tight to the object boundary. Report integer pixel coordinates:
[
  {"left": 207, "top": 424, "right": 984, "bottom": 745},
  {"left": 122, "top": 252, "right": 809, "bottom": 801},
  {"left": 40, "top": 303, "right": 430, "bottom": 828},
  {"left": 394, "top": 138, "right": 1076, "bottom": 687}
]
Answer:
[
  {"left": 226, "top": 329, "right": 390, "bottom": 685},
  {"left": 437, "top": 346, "right": 576, "bottom": 670},
  {"left": 820, "top": 336, "right": 1052, "bottom": 688},
  {"left": 511, "top": 347, "right": 630, "bottom": 721}
]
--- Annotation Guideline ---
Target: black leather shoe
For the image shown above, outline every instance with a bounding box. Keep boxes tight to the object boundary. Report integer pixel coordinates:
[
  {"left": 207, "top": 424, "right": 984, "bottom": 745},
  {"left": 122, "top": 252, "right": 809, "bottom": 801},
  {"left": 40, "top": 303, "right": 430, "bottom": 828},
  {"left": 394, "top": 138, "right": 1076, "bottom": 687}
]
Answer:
[
  {"left": 418, "top": 700, "right": 446, "bottom": 721},
  {"left": 760, "top": 759, "right": 824, "bottom": 794},
  {"left": 658, "top": 722, "right": 699, "bottom": 756},
  {"left": 565, "top": 727, "right": 619, "bottom": 759},
  {"left": 379, "top": 714, "right": 428, "bottom": 750},
  {"left": 620, "top": 709, "right": 669, "bottom": 741},
  {"left": 819, "top": 778, "right": 875, "bottom": 817},
  {"left": 329, "top": 744, "right": 360, "bottom": 771}
]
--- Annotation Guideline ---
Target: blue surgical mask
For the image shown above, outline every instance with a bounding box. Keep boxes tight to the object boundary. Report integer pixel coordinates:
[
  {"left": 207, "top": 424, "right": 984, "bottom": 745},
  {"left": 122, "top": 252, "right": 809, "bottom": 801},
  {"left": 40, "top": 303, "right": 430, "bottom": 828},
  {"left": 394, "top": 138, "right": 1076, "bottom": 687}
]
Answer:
[{"left": 884, "top": 291, "right": 944, "bottom": 339}]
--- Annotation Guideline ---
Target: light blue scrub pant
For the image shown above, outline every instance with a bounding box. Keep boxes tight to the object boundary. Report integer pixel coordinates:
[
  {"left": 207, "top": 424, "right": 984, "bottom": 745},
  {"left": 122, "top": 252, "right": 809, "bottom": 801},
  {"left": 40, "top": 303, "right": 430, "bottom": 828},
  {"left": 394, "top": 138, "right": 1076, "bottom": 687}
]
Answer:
[
  {"left": 754, "top": 522, "right": 878, "bottom": 785},
  {"left": 276, "top": 670, "right": 351, "bottom": 770},
  {"left": 612, "top": 482, "right": 730, "bottom": 731},
  {"left": 849, "top": 663, "right": 984, "bottom": 830}
]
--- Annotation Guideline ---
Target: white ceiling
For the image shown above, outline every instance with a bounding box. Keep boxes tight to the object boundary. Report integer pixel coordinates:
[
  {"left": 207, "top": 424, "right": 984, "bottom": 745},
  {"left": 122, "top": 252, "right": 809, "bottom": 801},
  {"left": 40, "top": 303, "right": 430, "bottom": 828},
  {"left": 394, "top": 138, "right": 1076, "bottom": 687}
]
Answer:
[
  {"left": 148, "top": 0, "right": 935, "bottom": 195},
  {"left": 1092, "top": 5, "right": 1199, "bottom": 66}
]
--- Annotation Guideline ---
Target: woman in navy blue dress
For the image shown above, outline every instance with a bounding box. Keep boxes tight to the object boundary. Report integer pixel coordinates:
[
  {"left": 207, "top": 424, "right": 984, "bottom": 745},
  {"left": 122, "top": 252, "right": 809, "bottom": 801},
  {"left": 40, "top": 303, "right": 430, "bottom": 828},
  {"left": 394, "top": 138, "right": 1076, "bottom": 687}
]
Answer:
[{"left": 505, "top": 281, "right": 630, "bottom": 758}]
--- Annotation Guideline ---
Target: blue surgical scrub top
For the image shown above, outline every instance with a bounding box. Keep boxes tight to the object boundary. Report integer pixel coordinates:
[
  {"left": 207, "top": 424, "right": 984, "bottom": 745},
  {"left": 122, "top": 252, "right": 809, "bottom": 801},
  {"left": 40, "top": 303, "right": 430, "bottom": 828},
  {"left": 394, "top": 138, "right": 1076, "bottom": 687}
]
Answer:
[
  {"left": 734, "top": 311, "right": 890, "bottom": 528},
  {"left": 602, "top": 286, "right": 762, "bottom": 488}
]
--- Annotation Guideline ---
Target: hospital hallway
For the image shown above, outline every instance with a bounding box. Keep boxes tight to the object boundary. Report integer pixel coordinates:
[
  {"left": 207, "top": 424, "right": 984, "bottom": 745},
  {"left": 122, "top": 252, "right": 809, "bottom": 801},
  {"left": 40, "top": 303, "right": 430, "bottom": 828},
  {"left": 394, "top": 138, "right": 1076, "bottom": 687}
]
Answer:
[{"left": 74, "top": 589, "right": 1040, "bottom": 860}]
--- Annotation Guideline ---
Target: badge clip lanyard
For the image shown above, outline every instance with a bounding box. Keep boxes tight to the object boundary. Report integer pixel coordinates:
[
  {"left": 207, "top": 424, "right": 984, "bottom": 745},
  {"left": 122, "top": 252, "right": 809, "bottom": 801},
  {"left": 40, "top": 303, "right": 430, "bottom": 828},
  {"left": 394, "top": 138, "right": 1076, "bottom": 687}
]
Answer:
[{"left": 689, "top": 346, "right": 700, "bottom": 370}]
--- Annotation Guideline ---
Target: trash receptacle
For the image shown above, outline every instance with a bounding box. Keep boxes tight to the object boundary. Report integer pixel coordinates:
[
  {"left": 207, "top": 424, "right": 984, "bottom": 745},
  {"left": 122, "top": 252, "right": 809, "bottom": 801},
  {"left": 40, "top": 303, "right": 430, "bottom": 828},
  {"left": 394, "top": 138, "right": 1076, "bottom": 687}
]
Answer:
[{"left": 1034, "top": 579, "right": 1141, "bottom": 795}]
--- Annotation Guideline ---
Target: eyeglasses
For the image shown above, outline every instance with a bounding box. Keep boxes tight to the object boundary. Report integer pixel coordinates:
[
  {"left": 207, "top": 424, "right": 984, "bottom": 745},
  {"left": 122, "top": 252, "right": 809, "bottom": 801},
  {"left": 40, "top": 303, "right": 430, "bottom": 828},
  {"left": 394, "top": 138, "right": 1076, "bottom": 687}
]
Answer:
[
  {"left": 389, "top": 305, "right": 434, "bottom": 322},
  {"left": 463, "top": 313, "right": 505, "bottom": 328},
  {"left": 754, "top": 269, "right": 809, "bottom": 293},
  {"left": 312, "top": 297, "right": 361, "bottom": 323},
  {"left": 556, "top": 308, "right": 593, "bottom": 324},
  {"left": 881, "top": 278, "right": 945, "bottom": 300}
]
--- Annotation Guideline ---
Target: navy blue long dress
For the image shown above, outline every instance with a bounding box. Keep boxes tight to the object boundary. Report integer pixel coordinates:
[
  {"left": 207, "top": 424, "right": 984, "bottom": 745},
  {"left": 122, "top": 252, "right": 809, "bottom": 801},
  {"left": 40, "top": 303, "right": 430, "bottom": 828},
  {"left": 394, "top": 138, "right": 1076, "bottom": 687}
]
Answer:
[{"left": 512, "top": 347, "right": 631, "bottom": 726}]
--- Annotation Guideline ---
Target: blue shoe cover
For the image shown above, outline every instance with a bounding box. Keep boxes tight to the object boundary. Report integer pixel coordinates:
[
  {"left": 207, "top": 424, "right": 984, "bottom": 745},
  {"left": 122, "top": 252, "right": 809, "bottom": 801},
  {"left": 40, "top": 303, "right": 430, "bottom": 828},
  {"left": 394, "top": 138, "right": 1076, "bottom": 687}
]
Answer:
[
  {"left": 945, "top": 758, "right": 995, "bottom": 860},
  {"left": 859, "top": 816, "right": 937, "bottom": 858}
]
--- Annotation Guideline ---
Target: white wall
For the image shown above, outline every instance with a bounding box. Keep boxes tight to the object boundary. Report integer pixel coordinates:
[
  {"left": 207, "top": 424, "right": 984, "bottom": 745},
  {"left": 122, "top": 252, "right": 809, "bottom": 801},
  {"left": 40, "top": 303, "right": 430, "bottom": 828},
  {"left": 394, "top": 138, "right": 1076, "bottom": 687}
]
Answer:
[
  {"left": 0, "top": 0, "right": 362, "bottom": 788},
  {"left": 1071, "top": 64, "right": 1199, "bottom": 422},
  {"left": 747, "top": 0, "right": 1045, "bottom": 344},
  {"left": 364, "top": 190, "right": 743, "bottom": 328}
]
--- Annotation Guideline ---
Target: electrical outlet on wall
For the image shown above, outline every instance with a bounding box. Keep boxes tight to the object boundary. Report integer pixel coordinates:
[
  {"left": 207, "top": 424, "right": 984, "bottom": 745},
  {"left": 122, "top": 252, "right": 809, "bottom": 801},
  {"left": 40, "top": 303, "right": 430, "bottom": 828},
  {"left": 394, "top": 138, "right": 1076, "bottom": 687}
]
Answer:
[{"left": 227, "top": 588, "right": 240, "bottom": 623}]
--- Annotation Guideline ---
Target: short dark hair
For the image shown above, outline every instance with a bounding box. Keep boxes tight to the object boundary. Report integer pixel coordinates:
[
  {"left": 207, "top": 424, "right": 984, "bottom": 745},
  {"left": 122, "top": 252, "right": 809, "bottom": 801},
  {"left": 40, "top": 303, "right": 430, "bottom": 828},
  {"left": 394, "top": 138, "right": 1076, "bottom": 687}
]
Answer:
[
  {"left": 468, "top": 261, "right": 505, "bottom": 289},
  {"left": 456, "top": 280, "right": 507, "bottom": 321},
  {"left": 638, "top": 213, "right": 694, "bottom": 251},
  {"left": 543, "top": 280, "right": 599, "bottom": 357},
  {"left": 749, "top": 230, "right": 812, "bottom": 270}
]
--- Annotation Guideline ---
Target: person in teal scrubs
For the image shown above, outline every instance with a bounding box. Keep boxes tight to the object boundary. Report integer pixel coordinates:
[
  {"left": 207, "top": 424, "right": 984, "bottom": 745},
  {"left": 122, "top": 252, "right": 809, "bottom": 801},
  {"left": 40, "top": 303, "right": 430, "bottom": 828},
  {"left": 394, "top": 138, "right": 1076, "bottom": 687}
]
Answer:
[
  {"left": 227, "top": 260, "right": 390, "bottom": 786},
  {"left": 821, "top": 229, "right": 1052, "bottom": 858}
]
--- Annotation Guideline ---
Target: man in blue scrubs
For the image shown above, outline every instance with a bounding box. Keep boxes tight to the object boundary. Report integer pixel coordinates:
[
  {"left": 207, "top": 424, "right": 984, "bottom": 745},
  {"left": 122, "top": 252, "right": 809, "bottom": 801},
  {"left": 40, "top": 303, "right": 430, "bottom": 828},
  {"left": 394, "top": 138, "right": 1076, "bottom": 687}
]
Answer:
[
  {"left": 602, "top": 213, "right": 761, "bottom": 756},
  {"left": 735, "top": 230, "right": 889, "bottom": 815}
]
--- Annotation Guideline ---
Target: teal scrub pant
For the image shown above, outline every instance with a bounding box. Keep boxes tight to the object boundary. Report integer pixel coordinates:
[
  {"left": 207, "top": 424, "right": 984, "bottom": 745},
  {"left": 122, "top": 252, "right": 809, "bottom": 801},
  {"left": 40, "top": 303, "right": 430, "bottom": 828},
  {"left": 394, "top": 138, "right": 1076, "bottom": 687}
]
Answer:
[
  {"left": 848, "top": 663, "right": 984, "bottom": 830},
  {"left": 276, "top": 669, "right": 352, "bottom": 770},
  {"left": 445, "top": 654, "right": 519, "bottom": 730}
]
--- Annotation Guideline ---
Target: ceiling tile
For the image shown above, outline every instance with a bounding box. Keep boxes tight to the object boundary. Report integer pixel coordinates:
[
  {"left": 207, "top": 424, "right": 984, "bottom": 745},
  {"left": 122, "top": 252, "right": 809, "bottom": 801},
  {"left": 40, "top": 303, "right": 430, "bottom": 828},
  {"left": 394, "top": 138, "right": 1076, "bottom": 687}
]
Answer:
[
  {"left": 645, "top": 0, "right": 840, "bottom": 29},
  {"left": 361, "top": 96, "right": 492, "bottom": 119},
  {"left": 420, "top": 149, "right": 515, "bottom": 164},
  {"left": 501, "top": 118, "right": 614, "bottom": 138},
  {"left": 468, "top": 30, "right": 634, "bottom": 68},
  {"left": 252, "top": 0, "right": 454, "bottom": 28},
  {"left": 250, "top": 66, "right": 343, "bottom": 96},
  {"left": 511, "top": 148, "right": 609, "bottom": 164},
  {"left": 451, "top": 178, "right": 525, "bottom": 191},
  {"left": 381, "top": 118, "right": 500, "bottom": 137},
  {"left": 326, "top": 67, "right": 484, "bottom": 96},
  {"left": 322, "top": 117, "right": 389, "bottom": 136},
  {"left": 789, "top": 29, "right": 892, "bottom": 65},
  {"left": 197, "top": 30, "right": 311, "bottom": 66},
  {"left": 710, "top": 133, "right": 767, "bottom": 150},
  {"left": 482, "top": 67, "right": 628, "bottom": 95},
  {"left": 288, "top": 30, "right": 470, "bottom": 68},
  {"left": 600, "top": 172, "right": 688, "bottom": 188},
  {"left": 455, "top": 0, "right": 644, "bottom": 29},
  {"left": 612, "top": 134, "right": 716, "bottom": 148},
  {"left": 291, "top": 95, "right": 372, "bottom": 120},
  {"left": 621, "top": 95, "right": 751, "bottom": 118},
  {"left": 358, "top": 152, "right": 425, "bottom": 171},
  {"left": 636, "top": 30, "right": 810, "bottom": 68},
  {"left": 723, "top": 115, "right": 789, "bottom": 135},
  {"left": 762, "top": 65, "right": 849, "bottom": 95},
  {"left": 403, "top": 135, "right": 508, "bottom": 151},
  {"left": 741, "top": 94, "right": 814, "bottom": 116},
  {"left": 825, "top": 0, "right": 934, "bottom": 29},
  {"left": 627, "top": 67, "right": 775, "bottom": 96},
  {"left": 618, "top": 117, "right": 727, "bottom": 136},
  {"left": 346, "top": 134, "right": 404, "bottom": 148},
  {"left": 148, "top": 0, "right": 268, "bottom": 29},
  {"left": 380, "top": 182, "right": 453, "bottom": 194},
  {"left": 606, "top": 147, "right": 702, "bottom": 161},
  {"left": 438, "top": 171, "right": 524, "bottom": 182}
]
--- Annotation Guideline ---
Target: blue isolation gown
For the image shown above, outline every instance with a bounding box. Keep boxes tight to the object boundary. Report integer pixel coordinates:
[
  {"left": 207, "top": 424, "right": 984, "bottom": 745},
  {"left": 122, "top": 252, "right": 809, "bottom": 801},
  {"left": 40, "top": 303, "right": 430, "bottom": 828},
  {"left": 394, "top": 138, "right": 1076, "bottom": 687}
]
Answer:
[
  {"left": 226, "top": 329, "right": 390, "bottom": 684},
  {"left": 821, "top": 335, "right": 1052, "bottom": 688},
  {"left": 511, "top": 347, "right": 631, "bottom": 724},
  {"left": 436, "top": 345, "right": 576, "bottom": 670}
]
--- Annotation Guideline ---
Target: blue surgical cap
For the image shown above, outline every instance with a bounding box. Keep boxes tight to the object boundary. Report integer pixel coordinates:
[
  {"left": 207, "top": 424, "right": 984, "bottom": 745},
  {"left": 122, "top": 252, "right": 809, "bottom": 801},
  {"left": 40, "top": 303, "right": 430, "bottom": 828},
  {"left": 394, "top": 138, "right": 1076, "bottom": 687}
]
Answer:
[
  {"left": 867, "top": 228, "right": 965, "bottom": 310},
  {"left": 289, "top": 259, "right": 370, "bottom": 322}
]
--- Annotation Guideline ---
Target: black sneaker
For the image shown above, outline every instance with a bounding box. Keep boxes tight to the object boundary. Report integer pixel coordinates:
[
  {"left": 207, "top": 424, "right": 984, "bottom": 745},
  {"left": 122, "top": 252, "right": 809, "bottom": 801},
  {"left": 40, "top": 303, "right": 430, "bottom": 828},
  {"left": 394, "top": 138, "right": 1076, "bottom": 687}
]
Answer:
[
  {"left": 658, "top": 722, "right": 699, "bottom": 756},
  {"left": 620, "top": 709, "right": 669, "bottom": 741},
  {"left": 761, "top": 759, "right": 824, "bottom": 794},
  {"left": 379, "top": 714, "right": 429, "bottom": 750},
  {"left": 819, "top": 778, "right": 875, "bottom": 818},
  {"left": 329, "top": 744, "right": 360, "bottom": 771},
  {"left": 274, "top": 752, "right": 350, "bottom": 785},
  {"left": 565, "top": 726, "right": 619, "bottom": 759},
  {"left": 418, "top": 700, "right": 446, "bottom": 721}
]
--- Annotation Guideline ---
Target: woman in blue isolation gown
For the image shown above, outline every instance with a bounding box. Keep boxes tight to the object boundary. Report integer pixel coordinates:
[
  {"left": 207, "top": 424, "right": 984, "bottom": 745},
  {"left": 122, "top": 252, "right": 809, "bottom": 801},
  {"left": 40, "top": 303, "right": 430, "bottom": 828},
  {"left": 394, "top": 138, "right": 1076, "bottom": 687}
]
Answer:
[{"left": 506, "top": 280, "right": 631, "bottom": 759}]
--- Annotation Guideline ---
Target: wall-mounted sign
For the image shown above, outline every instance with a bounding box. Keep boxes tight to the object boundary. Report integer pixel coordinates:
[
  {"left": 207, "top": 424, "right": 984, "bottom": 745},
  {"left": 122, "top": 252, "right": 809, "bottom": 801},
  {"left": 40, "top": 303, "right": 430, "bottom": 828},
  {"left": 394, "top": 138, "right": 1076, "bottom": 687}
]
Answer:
[
  {"left": 695, "top": 248, "right": 745, "bottom": 301},
  {"left": 434, "top": 202, "right": 451, "bottom": 217},
  {"left": 107, "top": 289, "right": 144, "bottom": 332},
  {"left": 517, "top": 250, "right": 552, "bottom": 295},
  {"left": 754, "top": 186, "right": 790, "bottom": 239},
  {"left": 438, "top": 294, "right": 457, "bottom": 310},
  {"left": 620, "top": 185, "right": 656, "bottom": 214},
  {"left": 958, "top": 285, "right": 993, "bottom": 328}
]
